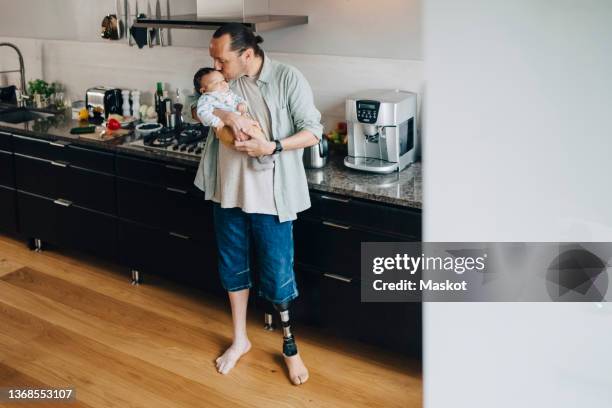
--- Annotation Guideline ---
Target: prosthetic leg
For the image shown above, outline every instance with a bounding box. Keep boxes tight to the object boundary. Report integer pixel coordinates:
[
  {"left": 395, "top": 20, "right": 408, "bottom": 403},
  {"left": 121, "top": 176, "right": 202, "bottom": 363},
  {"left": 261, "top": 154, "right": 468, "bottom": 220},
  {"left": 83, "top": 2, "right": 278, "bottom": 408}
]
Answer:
[{"left": 273, "top": 301, "right": 298, "bottom": 356}]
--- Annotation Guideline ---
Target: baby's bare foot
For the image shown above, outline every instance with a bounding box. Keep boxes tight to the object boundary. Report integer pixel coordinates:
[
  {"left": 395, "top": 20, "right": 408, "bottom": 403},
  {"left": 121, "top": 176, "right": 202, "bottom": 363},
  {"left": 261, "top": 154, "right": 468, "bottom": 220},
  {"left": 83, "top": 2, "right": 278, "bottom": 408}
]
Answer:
[
  {"left": 215, "top": 338, "right": 251, "bottom": 375},
  {"left": 283, "top": 352, "right": 309, "bottom": 385}
]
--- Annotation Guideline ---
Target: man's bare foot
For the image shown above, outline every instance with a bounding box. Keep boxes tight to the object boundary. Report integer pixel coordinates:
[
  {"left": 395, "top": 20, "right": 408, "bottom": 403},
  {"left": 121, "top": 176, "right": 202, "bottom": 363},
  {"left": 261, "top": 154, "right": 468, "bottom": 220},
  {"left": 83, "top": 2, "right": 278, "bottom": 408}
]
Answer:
[
  {"left": 283, "top": 352, "right": 309, "bottom": 385},
  {"left": 215, "top": 338, "right": 251, "bottom": 375}
]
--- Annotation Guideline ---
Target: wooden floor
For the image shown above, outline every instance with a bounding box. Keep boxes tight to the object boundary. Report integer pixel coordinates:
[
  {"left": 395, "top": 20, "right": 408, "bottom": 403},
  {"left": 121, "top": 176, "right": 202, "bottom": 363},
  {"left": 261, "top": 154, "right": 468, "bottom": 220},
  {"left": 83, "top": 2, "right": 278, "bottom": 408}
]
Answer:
[{"left": 0, "top": 232, "right": 422, "bottom": 408}]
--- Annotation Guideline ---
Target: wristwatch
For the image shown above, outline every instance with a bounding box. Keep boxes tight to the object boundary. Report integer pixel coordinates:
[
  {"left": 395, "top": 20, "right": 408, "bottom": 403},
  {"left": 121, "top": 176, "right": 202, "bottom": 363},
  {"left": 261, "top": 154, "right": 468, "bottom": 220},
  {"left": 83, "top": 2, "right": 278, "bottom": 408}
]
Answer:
[{"left": 272, "top": 139, "right": 283, "bottom": 154}]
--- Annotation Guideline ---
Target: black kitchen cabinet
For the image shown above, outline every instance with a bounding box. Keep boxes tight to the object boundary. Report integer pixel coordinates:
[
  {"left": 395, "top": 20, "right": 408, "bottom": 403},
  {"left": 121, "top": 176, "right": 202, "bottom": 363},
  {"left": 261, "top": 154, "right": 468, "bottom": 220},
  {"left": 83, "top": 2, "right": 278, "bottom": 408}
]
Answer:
[
  {"left": 14, "top": 153, "right": 63, "bottom": 198},
  {"left": 0, "top": 185, "right": 17, "bottom": 233},
  {"left": 0, "top": 149, "right": 14, "bottom": 188},
  {"left": 116, "top": 154, "right": 217, "bottom": 291},
  {"left": 117, "top": 218, "right": 220, "bottom": 293},
  {"left": 13, "top": 134, "right": 69, "bottom": 162},
  {"left": 62, "top": 205, "right": 118, "bottom": 260},
  {"left": 16, "top": 191, "right": 61, "bottom": 244},
  {"left": 294, "top": 216, "right": 400, "bottom": 280},
  {"left": 0, "top": 130, "right": 12, "bottom": 152},
  {"left": 0, "top": 131, "right": 17, "bottom": 233},
  {"left": 17, "top": 190, "right": 117, "bottom": 259},
  {"left": 316, "top": 273, "right": 421, "bottom": 356}
]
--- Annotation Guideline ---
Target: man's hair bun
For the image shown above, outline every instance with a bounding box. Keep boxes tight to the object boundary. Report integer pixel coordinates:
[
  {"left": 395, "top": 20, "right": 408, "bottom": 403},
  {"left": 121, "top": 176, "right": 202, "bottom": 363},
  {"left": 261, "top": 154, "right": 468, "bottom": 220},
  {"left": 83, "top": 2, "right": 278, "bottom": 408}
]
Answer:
[{"left": 255, "top": 35, "right": 264, "bottom": 44}]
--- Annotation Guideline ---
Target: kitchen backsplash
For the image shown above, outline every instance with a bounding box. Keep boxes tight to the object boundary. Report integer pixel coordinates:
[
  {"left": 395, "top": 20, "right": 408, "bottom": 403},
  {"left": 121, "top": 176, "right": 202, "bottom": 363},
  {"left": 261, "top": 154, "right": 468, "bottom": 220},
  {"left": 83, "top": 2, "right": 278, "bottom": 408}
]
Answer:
[{"left": 0, "top": 35, "right": 423, "bottom": 131}]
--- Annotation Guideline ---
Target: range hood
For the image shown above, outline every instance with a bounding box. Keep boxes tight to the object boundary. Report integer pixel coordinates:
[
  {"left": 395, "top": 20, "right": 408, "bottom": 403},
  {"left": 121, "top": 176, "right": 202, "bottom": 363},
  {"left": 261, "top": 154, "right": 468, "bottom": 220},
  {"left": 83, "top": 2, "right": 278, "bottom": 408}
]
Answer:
[
  {"left": 132, "top": 0, "right": 308, "bottom": 33},
  {"left": 133, "top": 14, "right": 308, "bottom": 33}
]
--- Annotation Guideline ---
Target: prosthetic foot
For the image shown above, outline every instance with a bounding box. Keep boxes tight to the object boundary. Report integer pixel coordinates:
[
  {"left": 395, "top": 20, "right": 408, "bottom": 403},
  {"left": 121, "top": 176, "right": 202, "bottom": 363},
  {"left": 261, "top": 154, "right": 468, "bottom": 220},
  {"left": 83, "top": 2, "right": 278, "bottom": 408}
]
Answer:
[{"left": 274, "top": 301, "right": 309, "bottom": 385}]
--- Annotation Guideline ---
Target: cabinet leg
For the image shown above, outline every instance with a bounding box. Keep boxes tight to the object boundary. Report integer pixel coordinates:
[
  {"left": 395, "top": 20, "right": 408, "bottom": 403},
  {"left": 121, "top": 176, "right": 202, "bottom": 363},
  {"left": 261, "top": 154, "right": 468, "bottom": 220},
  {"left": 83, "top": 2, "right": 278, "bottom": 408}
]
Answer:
[
  {"left": 130, "top": 269, "right": 141, "bottom": 285},
  {"left": 264, "top": 312, "right": 275, "bottom": 331},
  {"left": 28, "top": 238, "right": 43, "bottom": 252},
  {"left": 263, "top": 302, "right": 276, "bottom": 331}
]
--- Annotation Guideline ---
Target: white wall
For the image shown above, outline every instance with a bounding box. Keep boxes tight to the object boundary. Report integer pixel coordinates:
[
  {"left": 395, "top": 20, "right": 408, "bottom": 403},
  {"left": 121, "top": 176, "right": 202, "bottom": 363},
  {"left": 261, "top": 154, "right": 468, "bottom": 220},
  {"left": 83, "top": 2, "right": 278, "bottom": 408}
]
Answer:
[
  {"left": 0, "top": 0, "right": 421, "bottom": 60},
  {"left": 423, "top": 0, "right": 612, "bottom": 407},
  {"left": 0, "top": 36, "right": 423, "bottom": 131}
]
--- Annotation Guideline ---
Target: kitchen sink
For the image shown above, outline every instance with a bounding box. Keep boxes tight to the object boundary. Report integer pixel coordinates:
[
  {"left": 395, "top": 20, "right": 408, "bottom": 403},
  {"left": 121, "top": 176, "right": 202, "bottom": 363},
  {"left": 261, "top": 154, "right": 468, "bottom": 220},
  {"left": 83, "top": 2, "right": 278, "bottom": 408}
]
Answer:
[{"left": 0, "top": 108, "right": 55, "bottom": 123}]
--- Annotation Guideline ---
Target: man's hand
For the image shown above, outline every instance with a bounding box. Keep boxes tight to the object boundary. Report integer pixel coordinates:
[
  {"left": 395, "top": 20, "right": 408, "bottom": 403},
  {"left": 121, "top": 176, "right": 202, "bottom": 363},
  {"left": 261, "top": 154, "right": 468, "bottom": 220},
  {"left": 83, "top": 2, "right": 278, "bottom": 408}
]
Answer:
[
  {"left": 213, "top": 110, "right": 255, "bottom": 142},
  {"left": 234, "top": 138, "right": 276, "bottom": 157}
]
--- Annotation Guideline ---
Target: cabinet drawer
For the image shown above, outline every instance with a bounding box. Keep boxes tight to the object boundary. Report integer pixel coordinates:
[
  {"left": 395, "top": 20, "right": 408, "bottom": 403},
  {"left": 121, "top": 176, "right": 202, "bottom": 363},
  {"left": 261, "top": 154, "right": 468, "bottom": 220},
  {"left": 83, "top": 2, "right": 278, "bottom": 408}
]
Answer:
[
  {"left": 316, "top": 274, "right": 421, "bottom": 355},
  {"left": 117, "top": 178, "right": 165, "bottom": 229},
  {"left": 65, "top": 167, "right": 116, "bottom": 215},
  {"left": 14, "top": 154, "right": 63, "bottom": 198},
  {"left": 0, "top": 130, "right": 12, "bottom": 152},
  {"left": 0, "top": 150, "right": 14, "bottom": 188},
  {"left": 163, "top": 187, "right": 213, "bottom": 242},
  {"left": 66, "top": 145, "right": 114, "bottom": 174},
  {"left": 13, "top": 134, "right": 69, "bottom": 161},
  {"left": 294, "top": 217, "right": 398, "bottom": 279},
  {"left": 164, "top": 231, "right": 220, "bottom": 292},
  {"left": 118, "top": 220, "right": 167, "bottom": 274},
  {"left": 117, "top": 219, "right": 219, "bottom": 292},
  {"left": 163, "top": 162, "right": 199, "bottom": 193},
  {"left": 63, "top": 205, "right": 118, "bottom": 261},
  {"left": 116, "top": 154, "right": 166, "bottom": 184},
  {"left": 17, "top": 191, "right": 61, "bottom": 244},
  {"left": 309, "top": 191, "right": 421, "bottom": 239},
  {"left": 117, "top": 154, "right": 198, "bottom": 192},
  {"left": 0, "top": 185, "right": 17, "bottom": 233}
]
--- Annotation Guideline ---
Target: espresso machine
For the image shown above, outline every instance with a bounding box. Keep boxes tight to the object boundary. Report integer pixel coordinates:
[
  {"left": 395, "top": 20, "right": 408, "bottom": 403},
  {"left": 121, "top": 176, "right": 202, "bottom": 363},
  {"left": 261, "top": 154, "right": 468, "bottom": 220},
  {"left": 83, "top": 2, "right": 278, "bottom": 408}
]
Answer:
[{"left": 344, "top": 90, "right": 418, "bottom": 173}]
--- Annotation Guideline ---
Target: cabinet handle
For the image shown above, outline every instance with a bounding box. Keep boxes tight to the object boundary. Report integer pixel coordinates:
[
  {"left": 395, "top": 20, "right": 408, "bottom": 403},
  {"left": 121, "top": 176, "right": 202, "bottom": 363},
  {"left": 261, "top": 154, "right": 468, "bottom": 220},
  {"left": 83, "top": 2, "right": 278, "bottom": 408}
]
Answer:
[
  {"left": 169, "top": 231, "right": 190, "bottom": 240},
  {"left": 320, "top": 195, "right": 351, "bottom": 203},
  {"left": 165, "top": 164, "right": 186, "bottom": 171},
  {"left": 166, "top": 187, "right": 187, "bottom": 194},
  {"left": 49, "top": 141, "right": 69, "bottom": 147},
  {"left": 53, "top": 198, "right": 72, "bottom": 207},
  {"left": 0, "top": 131, "right": 11, "bottom": 137},
  {"left": 50, "top": 160, "right": 68, "bottom": 168},
  {"left": 322, "top": 220, "right": 351, "bottom": 230},
  {"left": 324, "top": 273, "right": 353, "bottom": 283}
]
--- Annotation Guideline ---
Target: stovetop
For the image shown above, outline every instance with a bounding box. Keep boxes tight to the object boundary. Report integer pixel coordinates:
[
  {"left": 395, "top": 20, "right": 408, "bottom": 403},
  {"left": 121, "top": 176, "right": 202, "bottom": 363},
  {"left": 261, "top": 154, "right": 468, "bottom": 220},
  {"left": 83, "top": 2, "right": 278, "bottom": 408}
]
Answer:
[{"left": 127, "top": 123, "right": 209, "bottom": 158}]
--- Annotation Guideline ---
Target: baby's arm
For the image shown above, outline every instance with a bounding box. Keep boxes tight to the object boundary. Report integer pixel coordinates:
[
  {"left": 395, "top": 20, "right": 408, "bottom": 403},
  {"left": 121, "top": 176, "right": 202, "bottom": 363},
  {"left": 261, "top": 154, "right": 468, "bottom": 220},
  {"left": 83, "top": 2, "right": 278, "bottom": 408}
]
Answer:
[{"left": 196, "top": 95, "right": 224, "bottom": 129}]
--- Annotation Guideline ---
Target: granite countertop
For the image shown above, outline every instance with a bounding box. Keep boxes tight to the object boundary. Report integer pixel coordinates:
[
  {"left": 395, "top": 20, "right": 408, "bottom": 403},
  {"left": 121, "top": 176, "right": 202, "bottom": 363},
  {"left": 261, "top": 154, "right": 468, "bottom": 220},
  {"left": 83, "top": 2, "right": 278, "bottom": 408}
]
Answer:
[{"left": 0, "top": 111, "right": 422, "bottom": 209}]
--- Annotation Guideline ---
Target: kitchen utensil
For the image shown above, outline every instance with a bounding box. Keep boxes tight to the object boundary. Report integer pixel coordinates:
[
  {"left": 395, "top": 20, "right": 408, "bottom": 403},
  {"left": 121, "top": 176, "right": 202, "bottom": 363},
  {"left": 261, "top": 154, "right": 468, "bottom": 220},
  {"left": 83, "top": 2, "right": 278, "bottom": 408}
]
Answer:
[
  {"left": 147, "top": 1, "right": 156, "bottom": 47},
  {"left": 165, "top": 0, "right": 172, "bottom": 45},
  {"left": 303, "top": 137, "right": 328, "bottom": 169},
  {"left": 155, "top": 0, "right": 164, "bottom": 46},
  {"left": 116, "top": 0, "right": 125, "bottom": 39},
  {"left": 101, "top": 14, "right": 120, "bottom": 40},
  {"left": 125, "top": 0, "right": 131, "bottom": 45},
  {"left": 131, "top": 15, "right": 149, "bottom": 48}
]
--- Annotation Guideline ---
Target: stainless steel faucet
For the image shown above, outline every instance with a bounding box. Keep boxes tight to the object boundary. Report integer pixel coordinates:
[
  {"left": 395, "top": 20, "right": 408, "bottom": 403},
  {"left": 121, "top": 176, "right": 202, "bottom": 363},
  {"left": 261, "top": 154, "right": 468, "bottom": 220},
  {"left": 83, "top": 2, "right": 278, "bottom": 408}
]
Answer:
[{"left": 0, "top": 42, "right": 27, "bottom": 97}]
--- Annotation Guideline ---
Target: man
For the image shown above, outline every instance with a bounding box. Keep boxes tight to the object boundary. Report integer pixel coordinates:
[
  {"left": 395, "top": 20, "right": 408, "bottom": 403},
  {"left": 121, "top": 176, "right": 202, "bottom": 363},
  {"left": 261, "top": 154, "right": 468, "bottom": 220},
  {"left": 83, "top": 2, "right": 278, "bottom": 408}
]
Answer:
[{"left": 193, "top": 23, "right": 323, "bottom": 386}]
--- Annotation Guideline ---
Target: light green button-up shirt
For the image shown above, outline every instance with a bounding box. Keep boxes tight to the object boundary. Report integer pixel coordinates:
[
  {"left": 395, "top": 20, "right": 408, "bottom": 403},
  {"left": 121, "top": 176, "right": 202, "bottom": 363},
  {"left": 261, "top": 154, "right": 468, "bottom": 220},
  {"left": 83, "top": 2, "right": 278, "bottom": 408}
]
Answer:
[{"left": 193, "top": 53, "right": 324, "bottom": 222}]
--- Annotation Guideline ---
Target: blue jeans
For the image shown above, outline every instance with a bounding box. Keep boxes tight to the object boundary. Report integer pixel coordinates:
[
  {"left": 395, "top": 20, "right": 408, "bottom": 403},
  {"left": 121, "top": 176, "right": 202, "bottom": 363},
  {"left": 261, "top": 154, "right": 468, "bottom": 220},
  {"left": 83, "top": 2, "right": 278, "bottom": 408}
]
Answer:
[{"left": 212, "top": 203, "right": 298, "bottom": 304}]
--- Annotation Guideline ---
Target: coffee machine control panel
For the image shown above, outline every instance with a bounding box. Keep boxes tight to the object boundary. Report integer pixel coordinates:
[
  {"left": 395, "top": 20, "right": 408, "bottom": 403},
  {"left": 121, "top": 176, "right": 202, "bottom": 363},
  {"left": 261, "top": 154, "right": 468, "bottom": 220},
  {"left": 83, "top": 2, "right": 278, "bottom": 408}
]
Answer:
[{"left": 356, "top": 100, "right": 380, "bottom": 124}]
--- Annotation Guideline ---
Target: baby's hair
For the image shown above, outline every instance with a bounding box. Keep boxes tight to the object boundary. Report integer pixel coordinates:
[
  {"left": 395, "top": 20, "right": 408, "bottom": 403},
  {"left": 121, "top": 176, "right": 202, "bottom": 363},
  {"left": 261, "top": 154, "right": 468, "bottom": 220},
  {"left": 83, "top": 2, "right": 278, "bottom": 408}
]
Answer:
[{"left": 193, "top": 67, "right": 218, "bottom": 95}]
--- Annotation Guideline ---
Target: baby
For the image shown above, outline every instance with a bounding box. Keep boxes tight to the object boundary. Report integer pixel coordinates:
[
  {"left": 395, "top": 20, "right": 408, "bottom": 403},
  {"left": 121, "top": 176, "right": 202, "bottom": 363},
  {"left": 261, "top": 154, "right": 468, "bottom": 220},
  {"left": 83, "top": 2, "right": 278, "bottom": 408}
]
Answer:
[{"left": 193, "top": 68, "right": 274, "bottom": 170}]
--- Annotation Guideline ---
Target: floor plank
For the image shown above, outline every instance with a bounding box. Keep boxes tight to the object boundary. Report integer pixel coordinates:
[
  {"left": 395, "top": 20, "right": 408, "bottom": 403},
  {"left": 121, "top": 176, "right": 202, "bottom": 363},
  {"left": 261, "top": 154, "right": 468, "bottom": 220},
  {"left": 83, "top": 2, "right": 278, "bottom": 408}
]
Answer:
[{"left": 0, "top": 233, "right": 422, "bottom": 407}]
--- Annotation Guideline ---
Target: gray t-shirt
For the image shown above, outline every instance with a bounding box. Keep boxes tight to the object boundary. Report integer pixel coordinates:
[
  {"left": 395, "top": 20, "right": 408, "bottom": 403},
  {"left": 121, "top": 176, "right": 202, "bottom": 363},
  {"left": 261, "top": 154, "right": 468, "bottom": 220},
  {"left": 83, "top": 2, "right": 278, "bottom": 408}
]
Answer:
[{"left": 211, "top": 73, "right": 277, "bottom": 215}]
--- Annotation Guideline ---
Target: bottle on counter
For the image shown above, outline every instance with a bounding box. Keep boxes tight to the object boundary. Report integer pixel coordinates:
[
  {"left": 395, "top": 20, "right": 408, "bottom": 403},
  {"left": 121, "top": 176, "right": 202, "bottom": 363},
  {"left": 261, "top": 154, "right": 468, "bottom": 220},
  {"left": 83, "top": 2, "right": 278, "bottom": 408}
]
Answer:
[{"left": 155, "top": 82, "right": 164, "bottom": 125}]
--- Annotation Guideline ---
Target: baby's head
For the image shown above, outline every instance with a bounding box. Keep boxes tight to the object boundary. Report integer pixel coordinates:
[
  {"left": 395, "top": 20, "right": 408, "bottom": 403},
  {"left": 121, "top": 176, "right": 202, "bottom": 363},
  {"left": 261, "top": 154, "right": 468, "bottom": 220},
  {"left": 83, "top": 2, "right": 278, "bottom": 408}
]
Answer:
[{"left": 193, "top": 67, "right": 229, "bottom": 94}]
